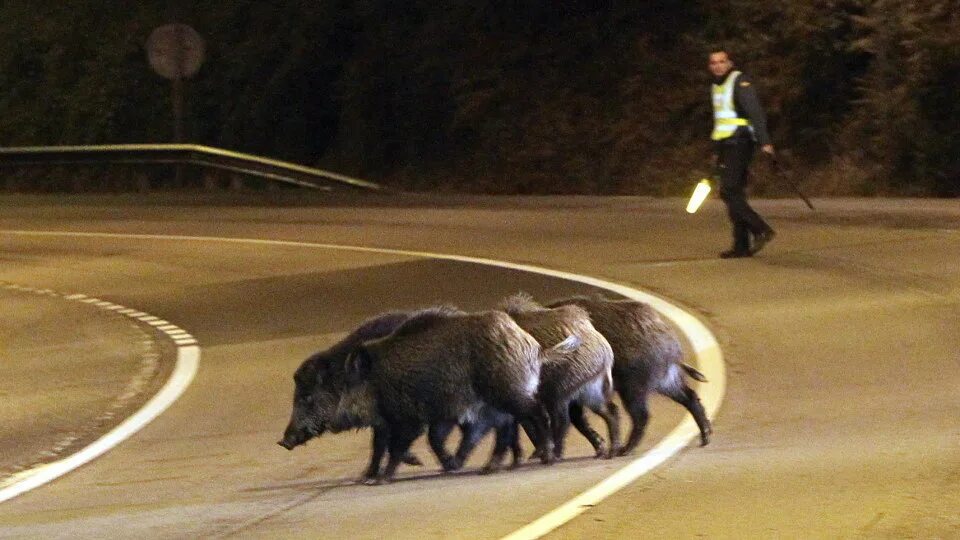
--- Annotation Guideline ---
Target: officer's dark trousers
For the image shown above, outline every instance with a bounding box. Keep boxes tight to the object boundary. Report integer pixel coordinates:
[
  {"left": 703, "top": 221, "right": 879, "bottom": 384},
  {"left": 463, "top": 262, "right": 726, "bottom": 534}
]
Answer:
[{"left": 717, "top": 135, "right": 771, "bottom": 253}]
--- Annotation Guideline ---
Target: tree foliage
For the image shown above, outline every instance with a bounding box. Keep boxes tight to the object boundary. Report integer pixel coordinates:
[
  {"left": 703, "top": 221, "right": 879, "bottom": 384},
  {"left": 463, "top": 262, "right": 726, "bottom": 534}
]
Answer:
[{"left": 0, "top": 1, "right": 956, "bottom": 195}]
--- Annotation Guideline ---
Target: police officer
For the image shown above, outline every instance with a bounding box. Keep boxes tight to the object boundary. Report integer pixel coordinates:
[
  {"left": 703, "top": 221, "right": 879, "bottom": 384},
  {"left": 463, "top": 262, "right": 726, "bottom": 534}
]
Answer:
[{"left": 709, "top": 49, "right": 776, "bottom": 258}]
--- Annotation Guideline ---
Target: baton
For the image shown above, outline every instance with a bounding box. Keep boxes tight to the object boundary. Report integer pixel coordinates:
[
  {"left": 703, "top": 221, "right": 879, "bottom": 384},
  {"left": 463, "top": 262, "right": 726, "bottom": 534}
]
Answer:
[
  {"left": 685, "top": 178, "right": 712, "bottom": 213},
  {"left": 769, "top": 154, "right": 815, "bottom": 210}
]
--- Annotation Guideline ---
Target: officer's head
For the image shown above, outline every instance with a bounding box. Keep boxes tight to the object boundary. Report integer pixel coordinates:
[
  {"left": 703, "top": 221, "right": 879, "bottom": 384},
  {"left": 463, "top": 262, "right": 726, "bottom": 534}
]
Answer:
[{"left": 708, "top": 49, "right": 734, "bottom": 78}]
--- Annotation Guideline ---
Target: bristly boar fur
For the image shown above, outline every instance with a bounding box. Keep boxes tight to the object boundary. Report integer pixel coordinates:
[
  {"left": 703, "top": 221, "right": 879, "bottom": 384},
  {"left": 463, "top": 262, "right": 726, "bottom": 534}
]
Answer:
[
  {"left": 279, "top": 307, "right": 521, "bottom": 483},
  {"left": 499, "top": 292, "right": 621, "bottom": 459},
  {"left": 347, "top": 308, "right": 556, "bottom": 482},
  {"left": 547, "top": 294, "right": 712, "bottom": 453},
  {"left": 278, "top": 310, "right": 429, "bottom": 478}
]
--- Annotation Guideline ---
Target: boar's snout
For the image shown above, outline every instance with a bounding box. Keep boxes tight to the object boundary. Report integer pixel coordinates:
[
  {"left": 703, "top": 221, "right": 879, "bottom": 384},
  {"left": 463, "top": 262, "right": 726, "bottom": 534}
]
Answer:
[
  {"left": 278, "top": 423, "right": 308, "bottom": 450},
  {"left": 278, "top": 429, "right": 309, "bottom": 450},
  {"left": 277, "top": 422, "right": 310, "bottom": 450},
  {"left": 279, "top": 420, "right": 325, "bottom": 450}
]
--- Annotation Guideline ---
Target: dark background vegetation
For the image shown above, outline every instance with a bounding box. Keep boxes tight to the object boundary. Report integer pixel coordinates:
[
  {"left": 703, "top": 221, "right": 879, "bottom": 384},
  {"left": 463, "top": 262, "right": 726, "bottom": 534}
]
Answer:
[{"left": 0, "top": 1, "right": 957, "bottom": 196}]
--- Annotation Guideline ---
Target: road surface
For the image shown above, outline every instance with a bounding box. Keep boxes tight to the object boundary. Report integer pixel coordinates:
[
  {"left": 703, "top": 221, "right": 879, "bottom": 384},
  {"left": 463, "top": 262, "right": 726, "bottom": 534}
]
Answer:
[{"left": 0, "top": 194, "right": 957, "bottom": 538}]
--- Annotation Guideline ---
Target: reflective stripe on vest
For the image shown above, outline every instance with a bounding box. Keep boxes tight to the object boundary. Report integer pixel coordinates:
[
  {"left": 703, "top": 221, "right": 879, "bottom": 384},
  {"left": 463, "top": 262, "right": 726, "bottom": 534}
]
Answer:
[{"left": 711, "top": 70, "right": 751, "bottom": 141}]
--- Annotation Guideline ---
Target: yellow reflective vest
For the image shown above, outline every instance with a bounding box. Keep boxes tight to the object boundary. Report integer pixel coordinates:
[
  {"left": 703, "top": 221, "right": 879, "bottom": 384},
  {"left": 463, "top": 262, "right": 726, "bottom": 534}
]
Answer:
[{"left": 711, "top": 70, "right": 751, "bottom": 141}]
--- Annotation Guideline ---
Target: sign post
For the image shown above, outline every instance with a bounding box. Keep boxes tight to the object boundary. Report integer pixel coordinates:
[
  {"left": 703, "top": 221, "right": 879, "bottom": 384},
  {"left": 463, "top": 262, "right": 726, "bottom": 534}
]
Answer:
[{"left": 146, "top": 24, "right": 205, "bottom": 187}]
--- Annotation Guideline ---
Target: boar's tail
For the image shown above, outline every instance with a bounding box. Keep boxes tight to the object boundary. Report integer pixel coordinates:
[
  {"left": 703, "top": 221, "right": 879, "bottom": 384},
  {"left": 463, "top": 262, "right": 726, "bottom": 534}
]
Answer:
[
  {"left": 681, "top": 362, "right": 708, "bottom": 383},
  {"left": 498, "top": 291, "right": 540, "bottom": 315},
  {"left": 548, "top": 334, "right": 581, "bottom": 355}
]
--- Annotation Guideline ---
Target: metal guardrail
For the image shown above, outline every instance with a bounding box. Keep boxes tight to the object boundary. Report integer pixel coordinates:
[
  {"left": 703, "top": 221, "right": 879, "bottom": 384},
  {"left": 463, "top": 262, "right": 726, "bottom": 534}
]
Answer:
[{"left": 0, "top": 144, "right": 383, "bottom": 191}]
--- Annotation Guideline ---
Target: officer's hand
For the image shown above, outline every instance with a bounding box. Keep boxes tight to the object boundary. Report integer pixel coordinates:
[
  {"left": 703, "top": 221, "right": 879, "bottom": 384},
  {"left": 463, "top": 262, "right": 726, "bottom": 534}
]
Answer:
[{"left": 761, "top": 144, "right": 775, "bottom": 155}]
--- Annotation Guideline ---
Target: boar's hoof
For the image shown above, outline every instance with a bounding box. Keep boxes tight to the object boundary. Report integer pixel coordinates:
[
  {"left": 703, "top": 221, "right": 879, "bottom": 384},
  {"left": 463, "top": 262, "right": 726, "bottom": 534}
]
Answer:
[
  {"left": 479, "top": 464, "right": 502, "bottom": 475},
  {"left": 616, "top": 447, "right": 633, "bottom": 457},
  {"left": 593, "top": 445, "right": 609, "bottom": 459},
  {"left": 402, "top": 452, "right": 423, "bottom": 466},
  {"left": 360, "top": 475, "right": 388, "bottom": 486},
  {"left": 528, "top": 448, "right": 544, "bottom": 461},
  {"left": 701, "top": 424, "right": 713, "bottom": 446},
  {"left": 538, "top": 448, "right": 556, "bottom": 465},
  {"left": 440, "top": 456, "right": 461, "bottom": 472}
]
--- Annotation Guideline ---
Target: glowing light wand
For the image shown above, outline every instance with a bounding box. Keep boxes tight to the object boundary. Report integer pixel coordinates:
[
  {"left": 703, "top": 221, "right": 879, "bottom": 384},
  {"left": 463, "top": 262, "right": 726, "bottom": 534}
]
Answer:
[{"left": 686, "top": 178, "right": 712, "bottom": 213}]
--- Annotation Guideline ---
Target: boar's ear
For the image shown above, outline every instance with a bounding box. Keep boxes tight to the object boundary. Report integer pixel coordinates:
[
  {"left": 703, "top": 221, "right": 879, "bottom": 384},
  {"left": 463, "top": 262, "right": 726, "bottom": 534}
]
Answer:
[
  {"left": 345, "top": 346, "right": 373, "bottom": 381},
  {"left": 293, "top": 362, "right": 314, "bottom": 388}
]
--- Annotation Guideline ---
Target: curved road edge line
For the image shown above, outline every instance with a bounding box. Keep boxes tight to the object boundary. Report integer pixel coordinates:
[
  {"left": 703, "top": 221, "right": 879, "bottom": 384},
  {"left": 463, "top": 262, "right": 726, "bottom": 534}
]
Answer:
[
  {"left": 0, "top": 279, "right": 201, "bottom": 504},
  {"left": 0, "top": 229, "right": 724, "bottom": 538},
  {"left": 0, "top": 346, "right": 199, "bottom": 504}
]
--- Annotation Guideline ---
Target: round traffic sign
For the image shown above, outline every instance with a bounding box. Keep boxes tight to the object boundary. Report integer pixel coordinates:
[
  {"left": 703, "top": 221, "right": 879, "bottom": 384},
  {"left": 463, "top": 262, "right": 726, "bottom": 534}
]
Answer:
[{"left": 146, "top": 23, "right": 205, "bottom": 80}]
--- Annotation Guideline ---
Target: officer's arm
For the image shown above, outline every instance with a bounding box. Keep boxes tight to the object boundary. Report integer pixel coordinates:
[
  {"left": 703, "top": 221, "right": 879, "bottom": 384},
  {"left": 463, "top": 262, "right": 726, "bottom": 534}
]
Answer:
[{"left": 734, "top": 75, "right": 773, "bottom": 147}]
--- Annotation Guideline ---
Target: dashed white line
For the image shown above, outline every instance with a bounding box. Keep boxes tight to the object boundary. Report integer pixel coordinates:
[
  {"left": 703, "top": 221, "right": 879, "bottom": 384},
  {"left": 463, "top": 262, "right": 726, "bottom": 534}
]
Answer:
[{"left": 0, "top": 280, "right": 200, "bottom": 505}]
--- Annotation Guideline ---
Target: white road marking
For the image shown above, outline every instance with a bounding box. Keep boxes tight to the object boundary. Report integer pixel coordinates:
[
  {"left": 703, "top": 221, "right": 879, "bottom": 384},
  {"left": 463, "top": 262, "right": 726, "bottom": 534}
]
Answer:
[
  {"left": 0, "top": 345, "right": 199, "bottom": 504},
  {"left": 0, "top": 229, "right": 724, "bottom": 538},
  {"left": 0, "top": 280, "right": 200, "bottom": 504}
]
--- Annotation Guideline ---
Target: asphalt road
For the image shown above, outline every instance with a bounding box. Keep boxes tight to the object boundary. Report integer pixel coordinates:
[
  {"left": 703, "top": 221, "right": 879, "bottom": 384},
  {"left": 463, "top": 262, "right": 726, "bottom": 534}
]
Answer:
[{"left": 0, "top": 194, "right": 957, "bottom": 539}]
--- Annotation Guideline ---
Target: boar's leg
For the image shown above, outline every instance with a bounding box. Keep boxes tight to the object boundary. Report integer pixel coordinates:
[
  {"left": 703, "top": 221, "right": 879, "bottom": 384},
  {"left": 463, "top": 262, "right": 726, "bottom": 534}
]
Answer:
[
  {"left": 663, "top": 383, "right": 712, "bottom": 446},
  {"left": 524, "top": 402, "right": 555, "bottom": 464},
  {"left": 500, "top": 421, "right": 523, "bottom": 467},
  {"left": 618, "top": 388, "right": 650, "bottom": 456},
  {"left": 362, "top": 425, "right": 422, "bottom": 482},
  {"left": 478, "top": 408, "right": 522, "bottom": 466},
  {"left": 517, "top": 410, "right": 555, "bottom": 464},
  {"left": 548, "top": 398, "right": 573, "bottom": 460},
  {"left": 588, "top": 400, "right": 622, "bottom": 458},
  {"left": 362, "top": 425, "right": 389, "bottom": 482},
  {"left": 493, "top": 393, "right": 553, "bottom": 464},
  {"left": 401, "top": 452, "right": 423, "bottom": 466},
  {"left": 507, "top": 422, "right": 524, "bottom": 467},
  {"left": 569, "top": 401, "right": 607, "bottom": 457},
  {"left": 523, "top": 419, "right": 546, "bottom": 461},
  {"left": 450, "top": 421, "right": 492, "bottom": 470},
  {"left": 480, "top": 421, "right": 519, "bottom": 474},
  {"left": 428, "top": 420, "right": 461, "bottom": 471},
  {"left": 378, "top": 421, "right": 425, "bottom": 483}
]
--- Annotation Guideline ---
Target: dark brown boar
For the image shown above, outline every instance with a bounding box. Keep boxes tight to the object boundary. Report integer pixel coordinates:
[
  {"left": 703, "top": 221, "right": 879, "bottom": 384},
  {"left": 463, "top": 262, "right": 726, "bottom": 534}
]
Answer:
[
  {"left": 547, "top": 294, "right": 712, "bottom": 454},
  {"left": 278, "top": 310, "right": 424, "bottom": 479},
  {"left": 499, "top": 292, "right": 621, "bottom": 459},
  {"left": 279, "top": 307, "right": 523, "bottom": 482},
  {"left": 346, "top": 308, "right": 558, "bottom": 482}
]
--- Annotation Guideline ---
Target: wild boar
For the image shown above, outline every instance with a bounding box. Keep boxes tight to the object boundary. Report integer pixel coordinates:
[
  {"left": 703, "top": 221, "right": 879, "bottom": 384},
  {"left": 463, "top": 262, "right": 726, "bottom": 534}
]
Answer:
[
  {"left": 346, "top": 307, "right": 562, "bottom": 482},
  {"left": 499, "top": 292, "right": 621, "bottom": 459},
  {"left": 547, "top": 294, "right": 712, "bottom": 454},
  {"left": 278, "top": 310, "right": 424, "bottom": 479},
  {"left": 279, "top": 307, "right": 525, "bottom": 482}
]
